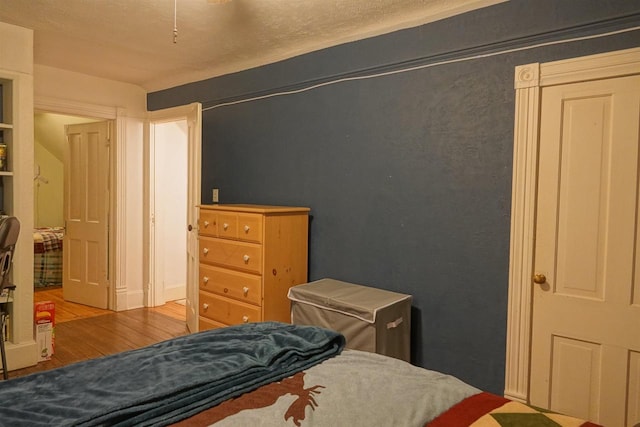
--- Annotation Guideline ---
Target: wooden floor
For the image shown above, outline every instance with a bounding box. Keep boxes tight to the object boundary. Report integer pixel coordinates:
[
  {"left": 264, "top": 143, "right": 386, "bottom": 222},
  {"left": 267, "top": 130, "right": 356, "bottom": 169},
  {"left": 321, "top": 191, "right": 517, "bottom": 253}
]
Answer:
[
  {"left": 8, "top": 288, "right": 189, "bottom": 379},
  {"left": 33, "top": 287, "right": 187, "bottom": 323}
]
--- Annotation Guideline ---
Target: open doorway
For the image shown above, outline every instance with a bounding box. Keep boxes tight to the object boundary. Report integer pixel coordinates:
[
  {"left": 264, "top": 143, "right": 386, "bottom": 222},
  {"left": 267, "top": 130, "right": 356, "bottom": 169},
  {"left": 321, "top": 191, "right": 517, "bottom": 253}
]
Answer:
[
  {"left": 34, "top": 112, "right": 94, "bottom": 291},
  {"left": 33, "top": 112, "right": 111, "bottom": 310},
  {"left": 146, "top": 103, "right": 201, "bottom": 332},
  {"left": 149, "top": 119, "right": 188, "bottom": 305}
]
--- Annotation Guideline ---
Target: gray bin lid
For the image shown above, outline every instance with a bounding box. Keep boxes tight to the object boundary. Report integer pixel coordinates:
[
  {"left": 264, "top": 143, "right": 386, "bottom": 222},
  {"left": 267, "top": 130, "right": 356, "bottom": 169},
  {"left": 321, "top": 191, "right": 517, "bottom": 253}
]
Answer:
[{"left": 287, "top": 278, "right": 411, "bottom": 324}]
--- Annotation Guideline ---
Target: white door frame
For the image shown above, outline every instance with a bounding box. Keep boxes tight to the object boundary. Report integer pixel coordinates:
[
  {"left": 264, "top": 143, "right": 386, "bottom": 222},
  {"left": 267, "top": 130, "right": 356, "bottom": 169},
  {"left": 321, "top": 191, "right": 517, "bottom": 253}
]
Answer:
[
  {"left": 505, "top": 47, "right": 640, "bottom": 402},
  {"left": 145, "top": 103, "right": 201, "bottom": 312},
  {"left": 34, "top": 96, "right": 123, "bottom": 311}
]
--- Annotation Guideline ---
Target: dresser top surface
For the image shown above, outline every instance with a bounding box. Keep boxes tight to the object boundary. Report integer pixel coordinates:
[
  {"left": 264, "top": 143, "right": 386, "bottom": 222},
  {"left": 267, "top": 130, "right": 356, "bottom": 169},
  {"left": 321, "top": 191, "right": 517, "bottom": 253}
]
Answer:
[{"left": 199, "top": 204, "right": 310, "bottom": 214}]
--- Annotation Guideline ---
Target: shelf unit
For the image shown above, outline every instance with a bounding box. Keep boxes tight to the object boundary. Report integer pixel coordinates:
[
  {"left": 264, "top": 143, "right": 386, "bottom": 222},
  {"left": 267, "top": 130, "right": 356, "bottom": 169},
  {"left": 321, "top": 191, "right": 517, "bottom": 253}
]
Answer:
[
  {"left": 0, "top": 21, "right": 38, "bottom": 371},
  {"left": 0, "top": 78, "right": 15, "bottom": 342}
]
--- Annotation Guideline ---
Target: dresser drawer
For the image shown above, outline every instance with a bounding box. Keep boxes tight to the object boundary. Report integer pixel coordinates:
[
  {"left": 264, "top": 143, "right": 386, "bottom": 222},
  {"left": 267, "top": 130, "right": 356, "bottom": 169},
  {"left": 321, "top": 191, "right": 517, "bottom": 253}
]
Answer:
[
  {"left": 199, "top": 237, "right": 262, "bottom": 274},
  {"left": 215, "top": 212, "right": 263, "bottom": 243},
  {"left": 198, "top": 316, "right": 226, "bottom": 331},
  {"left": 237, "top": 213, "right": 262, "bottom": 243},
  {"left": 199, "top": 210, "right": 218, "bottom": 237},
  {"left": 217, "top": 212, "right": 238, "bottom": 239},
  {"left": 199, "top": 264, "right": 262, "bottom": 305},
  {"left": 199, "top": 291, "right": 261, "bottom": 325}
]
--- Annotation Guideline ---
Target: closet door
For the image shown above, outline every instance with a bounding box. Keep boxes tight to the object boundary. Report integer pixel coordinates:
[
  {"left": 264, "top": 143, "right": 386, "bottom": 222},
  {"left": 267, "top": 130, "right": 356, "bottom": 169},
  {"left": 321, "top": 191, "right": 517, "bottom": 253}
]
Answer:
[{"left": 530, "top": 75, "right": 640, "bottom": 426}]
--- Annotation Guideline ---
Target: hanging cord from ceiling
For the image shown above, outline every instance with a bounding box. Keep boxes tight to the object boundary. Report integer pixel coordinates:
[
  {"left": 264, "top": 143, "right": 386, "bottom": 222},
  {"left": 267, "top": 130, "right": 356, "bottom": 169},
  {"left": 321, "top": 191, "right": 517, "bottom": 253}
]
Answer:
[{"left": 173, "top": 0, "right": 178, "bottom": 43}]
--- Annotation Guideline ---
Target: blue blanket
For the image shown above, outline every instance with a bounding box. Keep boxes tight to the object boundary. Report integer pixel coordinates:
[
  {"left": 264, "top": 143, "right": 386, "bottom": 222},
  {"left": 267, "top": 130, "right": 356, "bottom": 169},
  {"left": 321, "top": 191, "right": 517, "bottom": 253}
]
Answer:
[{"left": 0, "top": 322, "right": 345, "bottom": 427}]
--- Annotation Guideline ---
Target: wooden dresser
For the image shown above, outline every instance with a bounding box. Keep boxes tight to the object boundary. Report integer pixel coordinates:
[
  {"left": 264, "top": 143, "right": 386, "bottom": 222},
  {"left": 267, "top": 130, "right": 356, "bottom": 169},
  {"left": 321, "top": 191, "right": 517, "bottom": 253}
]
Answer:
[{"left": 197, "top": 204, "right": 310, "bottom": 331}]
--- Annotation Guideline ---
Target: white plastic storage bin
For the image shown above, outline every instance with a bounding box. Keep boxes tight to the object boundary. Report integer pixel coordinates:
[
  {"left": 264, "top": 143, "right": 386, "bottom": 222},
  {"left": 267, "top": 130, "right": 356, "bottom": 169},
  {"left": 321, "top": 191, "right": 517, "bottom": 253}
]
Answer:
[{"left": 288, "top": 278, "right": 412, "bottom": 362}]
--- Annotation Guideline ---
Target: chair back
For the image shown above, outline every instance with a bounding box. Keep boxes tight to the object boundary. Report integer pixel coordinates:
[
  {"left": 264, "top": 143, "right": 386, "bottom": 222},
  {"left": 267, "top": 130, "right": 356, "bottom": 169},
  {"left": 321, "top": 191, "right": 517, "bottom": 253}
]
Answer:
[{"left": 0, "top": 217, "right": 20, "bottom": 292}]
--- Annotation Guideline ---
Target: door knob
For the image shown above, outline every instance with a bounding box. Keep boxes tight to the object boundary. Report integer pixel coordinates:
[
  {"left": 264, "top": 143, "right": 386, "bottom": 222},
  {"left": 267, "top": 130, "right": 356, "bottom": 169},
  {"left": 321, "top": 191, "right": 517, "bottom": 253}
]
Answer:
[
  {"left": 188, "top": 224, "right": 193, "bottom": 231},
  {"left": 533, "top": 273, "right": 547, "bottom": 284}
]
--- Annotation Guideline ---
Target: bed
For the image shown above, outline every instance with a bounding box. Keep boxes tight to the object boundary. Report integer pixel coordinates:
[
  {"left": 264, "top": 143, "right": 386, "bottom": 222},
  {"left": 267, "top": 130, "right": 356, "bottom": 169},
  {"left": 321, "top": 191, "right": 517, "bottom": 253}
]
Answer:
[
  {"left": 33, "top": 227, "right": 64, "bottom": 288},
  {"left": 0, "top": 322, "right": 601, "bottom": 426}
]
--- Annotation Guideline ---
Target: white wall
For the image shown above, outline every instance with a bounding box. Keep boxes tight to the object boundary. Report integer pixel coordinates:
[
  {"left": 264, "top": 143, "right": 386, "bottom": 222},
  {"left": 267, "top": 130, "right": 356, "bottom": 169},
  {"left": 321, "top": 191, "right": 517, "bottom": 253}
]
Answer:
[
  {"left": 34, "top": 64, "right": 148, "bottom": 310},
  {"left": 33, "top": 143, "right": 63, "bottom": 227},
  {"left": 34, "top": 65, "right": 146, "bottom": 111},
  {"left": 33, "top": 112, "right": 96, "bottom": 228},
  {"left": 154, "top": 120, "right": 188, "bottom": 302}
]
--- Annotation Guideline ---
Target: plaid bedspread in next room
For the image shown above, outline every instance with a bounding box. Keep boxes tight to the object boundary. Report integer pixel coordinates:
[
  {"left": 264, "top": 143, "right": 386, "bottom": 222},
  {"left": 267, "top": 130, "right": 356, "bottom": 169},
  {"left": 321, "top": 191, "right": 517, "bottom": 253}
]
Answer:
[{"left": 33, "top": 227, "right": 64, "bottom": 288}]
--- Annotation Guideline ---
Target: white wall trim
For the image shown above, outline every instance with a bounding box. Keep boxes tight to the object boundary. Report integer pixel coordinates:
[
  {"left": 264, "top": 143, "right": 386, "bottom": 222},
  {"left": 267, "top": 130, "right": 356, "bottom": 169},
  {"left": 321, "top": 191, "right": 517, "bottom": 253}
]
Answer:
[
  {"left": 125, "top": 289, "right": 145, "bottom": 309},
  {"left": 164, "top": 284, "right": 186, "bottom": 302},
  {"left": 35, "top": 96, "right": 117, "bottom": 119},
  {"left": 504, "top": 61, "right": 540, "bottom": 403},
  {"left": 144, "top": 121, "right": 155, "bottom": 307},
  {"left": 113, "top": 107, "right": 128, "bottom": 311},
  {"left": 505, "top": 47, "right": 640, "bottom": 402},
  {"left": 5, "top": 340, "right": 38, "bottom": 371},
  {"left": 34, "top": 96, "right": 121, "bottom": 311}
]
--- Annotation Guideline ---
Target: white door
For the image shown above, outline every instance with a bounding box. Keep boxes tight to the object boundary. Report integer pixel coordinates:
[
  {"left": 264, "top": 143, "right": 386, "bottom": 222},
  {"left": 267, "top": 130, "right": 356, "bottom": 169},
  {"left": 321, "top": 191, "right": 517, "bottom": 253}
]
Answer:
[
  {"left": 185, "top": 106, "right": 202, "bottom": 333},
  {"left": 530, "top": 75, "right": 640, "bottom": 426},
  {"left": 147, "top": 103, "right": 201, "bottom": 332},
  {"left": 63, "top": 121, "right": 110, "bottom": 309}
]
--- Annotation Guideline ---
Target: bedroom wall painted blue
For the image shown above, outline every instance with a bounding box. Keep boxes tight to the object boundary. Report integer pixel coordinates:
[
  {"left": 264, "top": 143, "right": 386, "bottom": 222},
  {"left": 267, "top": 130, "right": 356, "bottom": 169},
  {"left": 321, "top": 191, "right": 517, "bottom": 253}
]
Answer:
[{"left": 148, "top": 0, "right": 640, "bottom": 395}]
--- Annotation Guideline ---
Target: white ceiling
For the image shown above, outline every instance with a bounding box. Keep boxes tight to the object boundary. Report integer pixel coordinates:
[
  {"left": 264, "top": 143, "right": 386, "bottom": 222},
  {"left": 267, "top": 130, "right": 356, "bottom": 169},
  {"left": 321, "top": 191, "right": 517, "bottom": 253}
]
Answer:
[{"left": 0, "top": 0, "right": 504, "bottom": 92}]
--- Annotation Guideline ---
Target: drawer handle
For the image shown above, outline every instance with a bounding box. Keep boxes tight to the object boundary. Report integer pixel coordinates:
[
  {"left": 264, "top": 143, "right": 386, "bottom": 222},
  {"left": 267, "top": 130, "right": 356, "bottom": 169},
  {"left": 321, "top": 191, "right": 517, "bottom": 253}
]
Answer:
[
  {"left": 203, "top": 276, "right": 209, "bottom": 283},
  {"left": 202, "top": 303, "right": 209, "bottom": 310},
  {"left": 243, "top": 255, "right": 250, "bottom": 263},
  {"left": 223, "top": 223, "right": 229, "bottom": 230},
  {"left": 224, "top": 288, "right": 229, "bottom": 293},
  {"left": 203, "top": 248, "right": 209, "bottom": 255},
  {"left": 203, "top": 220, "right": 209, "bottom": 228},
  {"left": 243, "top": 287, "right": 249, "bottom": 296},
  {"left": 242, "top": 315, "right": 249, "bottom": 323},
  {"left": 243, "top": 225, "right": 250, "bottom": 233}
]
